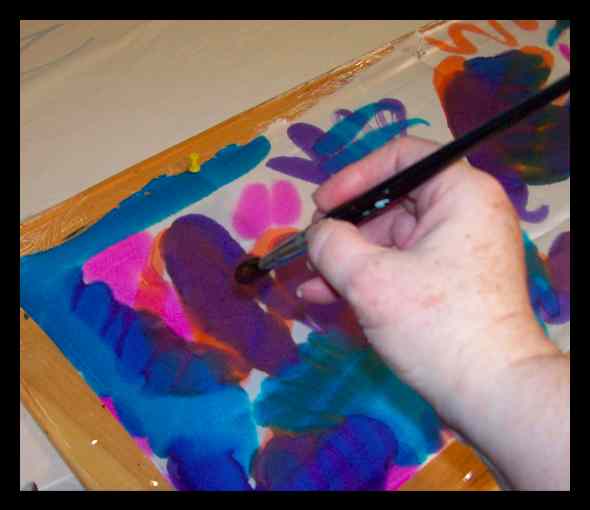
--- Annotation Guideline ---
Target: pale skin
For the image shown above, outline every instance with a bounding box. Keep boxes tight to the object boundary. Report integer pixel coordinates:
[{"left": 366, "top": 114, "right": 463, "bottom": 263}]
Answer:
[{"left": 297, "top": 136, "right": 570, "bottom": 491}]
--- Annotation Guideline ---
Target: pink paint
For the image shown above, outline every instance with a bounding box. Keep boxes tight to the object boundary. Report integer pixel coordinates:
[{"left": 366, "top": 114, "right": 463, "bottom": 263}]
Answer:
[
  {"left": 133, "top": 437, "right": 153, "bottom": 458},
  {"left": 83, "top": 232, "right": 153, "bottom": 306},
  {"left": 384, "top": 464, "right": 419, "bottom": 490},
  {"left": 134, "top": 264, "right": 194, "bottom": 342},
  {"left": 558, "top": 43, "right": 570, "bottom": 61},
  {"left": 232, "top": 180, "right": 302, "bottom": 239},
  {"left": 84, "top": 230, "right": 193, "bottom": 342},
  {"left": 232, "top": 183, "right": 272, "bottom": 239},
  {"left": 162, "top": 293, "right": 194, "bottom": 340},
  {"left": 271, "top": 180, "right": 301, "bottom": 226},
  {"left": 100, "top": 396, "right": 120, "bottom": 420}
]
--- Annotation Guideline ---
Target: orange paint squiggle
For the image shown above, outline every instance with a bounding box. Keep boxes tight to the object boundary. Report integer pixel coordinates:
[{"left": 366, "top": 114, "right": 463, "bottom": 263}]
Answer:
[
  {"left": 250, "top": 226, "right": 300, "bottom": 258},
  {"left": 513, "top": 20, "right": 539, "bottom": 31},
  {"left": 425, "top": 20, "right": 538, "bottom": 55}
]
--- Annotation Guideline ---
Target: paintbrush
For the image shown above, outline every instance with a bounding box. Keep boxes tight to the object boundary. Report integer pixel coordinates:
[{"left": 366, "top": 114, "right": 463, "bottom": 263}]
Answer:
[{"left": 235, "top": 74, "right": 570, "bottom": 285}]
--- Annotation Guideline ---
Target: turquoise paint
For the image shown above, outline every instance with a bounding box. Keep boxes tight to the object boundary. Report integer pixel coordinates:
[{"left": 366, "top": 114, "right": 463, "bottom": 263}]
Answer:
[{"left": 254, "top": 331, "right": 442, "bottom": 465}]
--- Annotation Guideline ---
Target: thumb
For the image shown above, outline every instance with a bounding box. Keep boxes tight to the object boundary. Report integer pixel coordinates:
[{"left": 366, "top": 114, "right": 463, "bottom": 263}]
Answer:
[{"left": 305, "top": 218, "right": 384, "bottom": 302}]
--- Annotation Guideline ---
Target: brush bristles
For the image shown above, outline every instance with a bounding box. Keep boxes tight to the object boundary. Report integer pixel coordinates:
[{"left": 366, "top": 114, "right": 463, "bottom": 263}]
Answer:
[{"left": 234, "top": 257, "right": 270, "bottom": 284}]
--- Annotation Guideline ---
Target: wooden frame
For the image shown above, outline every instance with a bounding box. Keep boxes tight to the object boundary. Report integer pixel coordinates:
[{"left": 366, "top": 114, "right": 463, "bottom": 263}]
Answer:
[{"left": 20, "top": 20, "right": 499, "bottom": 490}]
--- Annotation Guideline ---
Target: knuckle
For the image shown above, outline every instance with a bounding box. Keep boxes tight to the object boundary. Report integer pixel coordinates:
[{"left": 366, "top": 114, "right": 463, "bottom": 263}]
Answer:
[
  {"left": 472, "top": 170, "right": 506, "bottom": 199},
  {"left": 468, "top": 171, "right": 522, "bottom": 235}
]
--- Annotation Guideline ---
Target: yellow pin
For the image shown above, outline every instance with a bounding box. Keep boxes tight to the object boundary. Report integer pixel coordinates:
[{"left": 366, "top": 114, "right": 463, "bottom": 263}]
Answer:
[{"left": 188, "top": 152, "right": 201, "bottom": 173}]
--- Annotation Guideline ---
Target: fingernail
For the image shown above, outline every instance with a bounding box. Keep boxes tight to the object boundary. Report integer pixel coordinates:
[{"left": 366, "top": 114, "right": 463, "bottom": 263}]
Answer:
[{"left": 296, "top": 285, "right": 304, "bottom": 299}]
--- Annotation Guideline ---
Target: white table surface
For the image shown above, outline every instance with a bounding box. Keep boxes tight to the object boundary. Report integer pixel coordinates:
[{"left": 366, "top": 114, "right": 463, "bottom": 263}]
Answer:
[{"left": 20, "top": 19, "right": 432, "bottom": 490}]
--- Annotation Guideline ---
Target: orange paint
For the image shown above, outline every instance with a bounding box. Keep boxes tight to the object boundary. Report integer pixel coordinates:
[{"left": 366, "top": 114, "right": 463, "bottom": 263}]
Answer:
[
  {"left": 432, "top": 56, "right": 465, "bottom": 98},
  {"left": 148, "top": 230, "right": 167, "bottom": 276},
  {"left": 134, "top": 229, "right": 251, "bottom": 381},
  {"left": 552, "top": 94, "right": 570, "bottom": 107},
  {"left": 520, "top": 45, "right": 554, "bottom": 69},
  {"left": 259, "top": 429, "right": 275, "bottom": 449},
  {"left": 135, "top": 231, "right": 175, "bottom": 319},
  {"left": 433, "top": 46, "right": 561, "bottom": 109},
  {"left": 425, "top": 20, "right": 520, "bottom": 55},
  {"left": 191, "top": 328, "right": 251, "bottom": 380},
  {"left": 517, "top": 46, "right": 568, "bottom": 106},
  {"left": 514, "top": 163, "right": 531, "bottom": 174},
  {"left": 164, "top": 225, "right": 300, "bottom": 375},
  {"left": 250, "top": 226, "right": 300, "bottom": 257},
  {"left": 513, "top": 20, "right": 539, "bottom": 31}
]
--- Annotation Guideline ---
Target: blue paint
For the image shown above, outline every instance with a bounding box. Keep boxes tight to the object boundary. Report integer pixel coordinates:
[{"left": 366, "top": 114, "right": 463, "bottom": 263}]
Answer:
[
  {"left": 70, "top": 275, "right": 259, "bottom": 485},
  {"left": 318, "top": 118, "right": 430, "bottom": 175},
  {"left": 266, "top": 99, "right": 429, "bottom": 186},
  {"left": 522, "top": 230, "right": 559, "bottom": 334},
  {"left": 436, "top": 49, "right": 569, "bottom": 223},
  {"left": 72, "top": 277, "right": 243, "bottom": 394},
  {"left": 114, "top": 383, "right": 258, "bottom": 474},
  {"left": 26, "top": 269, "right": 260, "bottom": 483},
  {"left": 465, "top": 50, "right": 550, "bottom": 97},
  {"left": 254, "top": 331, "right": 442, "bottom": 466},
  {"left": 167, "top": 440, "right": 252, "bottom": 491},
  {"left": 314, "top": 102, "right": 427, "bottom": 156},
  {"left": 253, "top": 415, "right": 398, "bottom": 491},
  {"left": 547, "top": 20, "right": 570, "bottom": 47},
  {"left": 20, "top": 138, "right": 270, "bottom": 489},
  {"left": 19, "top": 132, "right": 448, "bottom": 490},
  {"left": 20, "top": 137, "right": 270, "bottom": 282}
]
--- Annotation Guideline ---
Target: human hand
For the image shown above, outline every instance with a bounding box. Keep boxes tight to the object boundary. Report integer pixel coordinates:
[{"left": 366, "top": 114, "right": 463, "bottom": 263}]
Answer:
[{"left": 298, "top": 136, "right": 559, "bottom": 426}]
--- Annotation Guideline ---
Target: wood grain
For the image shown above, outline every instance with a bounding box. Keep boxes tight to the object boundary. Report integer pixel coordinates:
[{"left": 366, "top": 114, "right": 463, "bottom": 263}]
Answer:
[
  {"left": 20, "top": 20, "right": 500, "bottom": 490},
  {"left": 400, "top": 440, "right": 500, "bottom": 491},
  {"left": 20, "top": 20, "right": 445, "bottom": 257},
  {"left": 20, "top": 310, "right": 173, "bottom": 490}
]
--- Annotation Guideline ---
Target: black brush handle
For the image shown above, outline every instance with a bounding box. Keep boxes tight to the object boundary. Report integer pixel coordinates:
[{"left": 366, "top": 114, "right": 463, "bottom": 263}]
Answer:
[{"left": 326, "top": 74, "right": 570, "bottom": 224}]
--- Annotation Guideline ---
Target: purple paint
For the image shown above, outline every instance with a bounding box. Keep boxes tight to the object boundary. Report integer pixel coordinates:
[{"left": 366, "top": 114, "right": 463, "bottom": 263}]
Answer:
[
  {"left": 558, "top": 43, "right": 570, "bottom": 61},
  {"left": 543, "top": 231, "right": 570, "bottom": 325},
  {"left": 162, "top": 214, "right": 299, "bottom": 375},
  {"left": 266, "top": 123, "right": 329, "bottom": 185},
  {"left": 434, "top": 49, "right": 569, "bottom": 222},
  {"left": 252, "top": 415, "right": 398, "bottom": 491},
  {"left": 266, "top": 98, "right": 425, "bottom": 186}
]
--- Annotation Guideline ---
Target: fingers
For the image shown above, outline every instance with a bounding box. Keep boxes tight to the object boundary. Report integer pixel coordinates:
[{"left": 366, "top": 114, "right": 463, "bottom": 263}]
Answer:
[
  {"left": 297, "top": 275, "right": 339, "bottom": 304},
  {"left": 299, "top": 207, "right": 417, "bottom": 304},
  {"left": 357, "top": 204, "right": 416, "bottom": 248},
  {"left": 303, "top": 218, "right": 385, "bottom": 301},
  {"left": 312, "top": 197, "right": 414, "bottom": 248},
  {"left": 389, "top": 209, "right": 418, "bottom": 248},
  {"left": 312, "top": 136, "right": 440, "bottom": 213},
  {"left": 310, "top": 135, "right": 472, "bottom": 253}
]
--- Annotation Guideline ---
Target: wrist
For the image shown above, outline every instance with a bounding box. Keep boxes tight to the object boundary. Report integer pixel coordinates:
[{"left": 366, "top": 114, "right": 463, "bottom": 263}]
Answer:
[{"left": 438, "top": 314, "right": 559, "bottom": 429}]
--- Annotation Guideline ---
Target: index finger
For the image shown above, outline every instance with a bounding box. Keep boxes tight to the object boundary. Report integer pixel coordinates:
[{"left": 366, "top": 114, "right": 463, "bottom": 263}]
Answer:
[{"left": 312, "top": 135, "right": 441, "bottom": 213}]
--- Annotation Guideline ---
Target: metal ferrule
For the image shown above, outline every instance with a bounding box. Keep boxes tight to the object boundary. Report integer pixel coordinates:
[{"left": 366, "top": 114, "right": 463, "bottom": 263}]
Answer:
[{"left": 258, "top": 230, "right": 308, "bottom": 271}]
